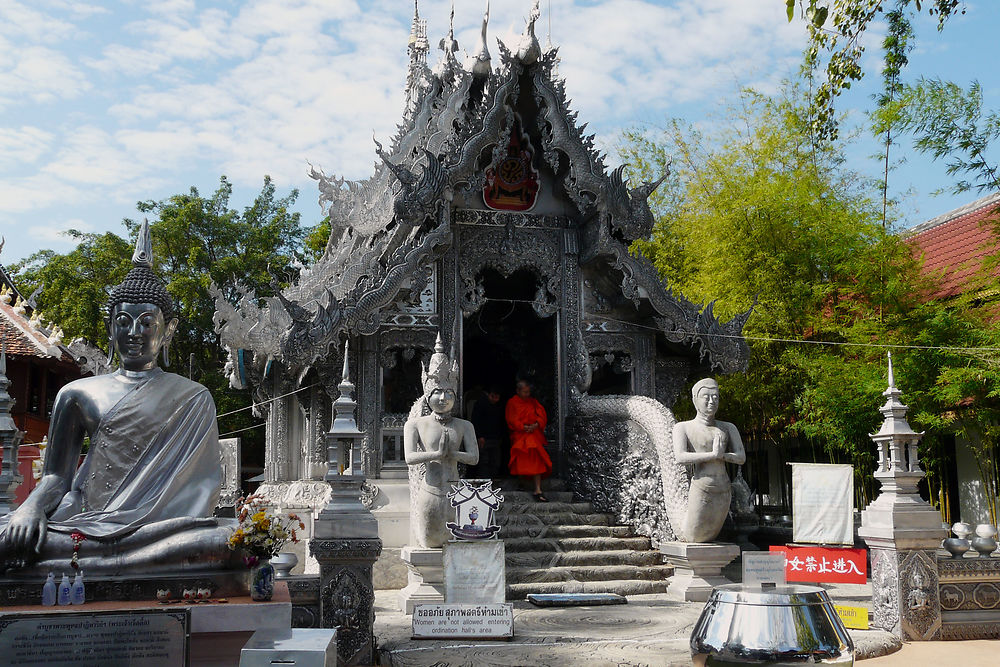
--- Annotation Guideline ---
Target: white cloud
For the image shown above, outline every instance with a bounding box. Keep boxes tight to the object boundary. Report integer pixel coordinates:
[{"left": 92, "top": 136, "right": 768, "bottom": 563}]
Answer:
[
  {"left": 0, "top": 126, "right": 54, "bottom": 168},
  {"left": 0, "top": 174, "right": 85, "bottom": 214},
  {"left": 0, "top": 1, "right": 78, "bottom": 42},
  {"left": 0, "top": 0, "right": 821, "bottom": 262},
  {"left": 0, "top": 44, "right": 91, "bottom": 109},
  {"left": 28, "top": 217, "right": 96, "bottom": 246}
]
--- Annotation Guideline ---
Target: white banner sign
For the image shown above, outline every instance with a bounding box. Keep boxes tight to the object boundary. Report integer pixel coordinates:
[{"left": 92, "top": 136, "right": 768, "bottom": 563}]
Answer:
[{"left": 791, "top": 463, "right": 854, "bottom": 545}]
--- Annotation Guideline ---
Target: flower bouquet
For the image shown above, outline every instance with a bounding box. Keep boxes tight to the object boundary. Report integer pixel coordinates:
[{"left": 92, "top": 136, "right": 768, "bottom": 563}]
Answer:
[{"left": 227, "top": 494, "right": 305, "bottom": 600}]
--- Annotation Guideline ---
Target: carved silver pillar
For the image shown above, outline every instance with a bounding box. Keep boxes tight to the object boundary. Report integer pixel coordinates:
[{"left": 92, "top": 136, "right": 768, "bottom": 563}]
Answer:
[
  {"left": 858, "top": 353, "right": 945, "bottom": 640},
  {"left": 0, "top": 347, "right": 22, "bottom": 514},
  {"left": 310, "top": 340, "right": 382, "bottom": 666}
]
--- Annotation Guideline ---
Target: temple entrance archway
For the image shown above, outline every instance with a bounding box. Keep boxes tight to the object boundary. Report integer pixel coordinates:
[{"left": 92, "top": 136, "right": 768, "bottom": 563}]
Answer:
[{"left": 462, "top": 268, "right": 557, "bottom": 474}]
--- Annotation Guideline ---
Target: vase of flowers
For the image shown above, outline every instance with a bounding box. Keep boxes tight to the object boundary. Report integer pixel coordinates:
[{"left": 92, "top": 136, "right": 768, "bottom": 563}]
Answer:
[{"left": 227, "top": 495, "right": 304, "bottom": 601}]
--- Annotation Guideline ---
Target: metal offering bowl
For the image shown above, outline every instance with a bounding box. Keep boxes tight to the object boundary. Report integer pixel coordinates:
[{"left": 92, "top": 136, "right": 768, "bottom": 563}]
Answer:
[
  {"left": 942, "top": 537, "right": 971, "bottom": 559},
  {"left": 691, "top": 584, "right": 854, "bottom": 666}
]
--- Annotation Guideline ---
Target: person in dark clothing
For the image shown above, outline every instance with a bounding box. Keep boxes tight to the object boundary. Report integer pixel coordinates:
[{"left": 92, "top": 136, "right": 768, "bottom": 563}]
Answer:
[{"left": 469, "top": 385, "right": 506, "bottom": 479}]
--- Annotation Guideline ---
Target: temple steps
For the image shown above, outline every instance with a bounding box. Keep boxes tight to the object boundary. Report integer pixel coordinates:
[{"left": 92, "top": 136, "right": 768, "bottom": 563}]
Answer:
[
  {"left": 499, "top": 512, "right": 613, "bottom": 527},
  {"left": 506, "top": 578, "right": 672, "bottom": 600},
  {"left": 495, "top": 478, "right": 672, "bottom": 599},
  {"left": 505, "top": 549, "right": 665, "bottom": 568},
  {"left": 500, "top": 524, "right": 633, "bottom": 539},
  {"left": 504, "top": 536, "right": 653, "bottom": 552},
  {"left": 499, "top": 490, "right": 577, "bottom": 503},
  {"left": 507, "top": 564, "right": 675, "bottom": 585}
]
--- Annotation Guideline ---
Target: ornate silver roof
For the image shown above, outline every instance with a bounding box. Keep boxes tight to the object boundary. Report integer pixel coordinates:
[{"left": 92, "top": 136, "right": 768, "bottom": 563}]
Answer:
[{"left": 213, "top": 4, "right": 751, "bottom": 375}]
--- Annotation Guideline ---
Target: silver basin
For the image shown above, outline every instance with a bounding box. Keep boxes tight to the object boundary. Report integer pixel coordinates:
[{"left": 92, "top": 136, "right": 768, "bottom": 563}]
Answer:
[{"left": 691, "top": 584, "right": 854, "bottom": 666}]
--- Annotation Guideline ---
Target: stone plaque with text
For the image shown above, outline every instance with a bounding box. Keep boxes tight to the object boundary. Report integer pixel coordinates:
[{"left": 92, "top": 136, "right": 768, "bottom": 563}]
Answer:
[
  {"left": 412, "top": 603, "right": 513, "bottom": 639},
  {"left": 0, "top": 608, "right": 189, "bottom": 666}
]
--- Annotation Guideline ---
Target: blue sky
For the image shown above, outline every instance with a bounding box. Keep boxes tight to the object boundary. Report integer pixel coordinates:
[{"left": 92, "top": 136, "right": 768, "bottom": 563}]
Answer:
[{"left": 0, "top": 0, "right": 996, "bottom": 264}]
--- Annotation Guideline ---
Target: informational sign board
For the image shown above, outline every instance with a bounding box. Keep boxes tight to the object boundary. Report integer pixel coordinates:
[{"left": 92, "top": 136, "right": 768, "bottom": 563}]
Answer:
[
  {"left": 834, "top": 605, "right": 870, "bottom": 630},
  {"left": 790, "top": 463, "right": 854, "bottom": 545},
  {"left": 444, "top": 540, "right": 506, "bottom": 604},
  {"left": 769, "top": 545, "right": 867, "bottom": 584},
  {"left": 742, "top": 552, "right": 787, "bottom": 587},
  {"left": 411, "top": 603, "right": 513, "bottom": 640},
  {"left": 0, "top": 608, "right": 189, "bottom": 666}
]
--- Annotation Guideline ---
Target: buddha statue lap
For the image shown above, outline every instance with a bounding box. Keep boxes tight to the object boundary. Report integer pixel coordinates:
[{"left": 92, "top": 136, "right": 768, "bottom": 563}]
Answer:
[{"left": 0, "top": 222, "right": 237, "bottom": 575}]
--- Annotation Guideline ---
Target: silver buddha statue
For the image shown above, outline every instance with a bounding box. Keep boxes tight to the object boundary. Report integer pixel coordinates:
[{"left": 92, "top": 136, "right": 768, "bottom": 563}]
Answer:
[{"left": 0, "top": 221, "right": 235, "bottom": 574}]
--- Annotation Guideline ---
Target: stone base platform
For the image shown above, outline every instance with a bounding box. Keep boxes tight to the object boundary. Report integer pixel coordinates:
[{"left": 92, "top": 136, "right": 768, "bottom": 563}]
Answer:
[
  {"left": 0, "top": 581, "right": 291, "bottom": 666},
  {"left": 399, "top": 546, "right": 444, "bottom": 614},
  {"left": 0, "top": 569, "right": 249, "bottom": 605},
  {"left": 660, "top": 541, "right": 740, "bottom": 602}
]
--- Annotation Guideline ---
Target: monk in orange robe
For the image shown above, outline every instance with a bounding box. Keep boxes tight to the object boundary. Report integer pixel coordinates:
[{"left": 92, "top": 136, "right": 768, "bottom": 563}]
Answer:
[{"left": 506, "top": 380, "right": 552, "bottom": 501}]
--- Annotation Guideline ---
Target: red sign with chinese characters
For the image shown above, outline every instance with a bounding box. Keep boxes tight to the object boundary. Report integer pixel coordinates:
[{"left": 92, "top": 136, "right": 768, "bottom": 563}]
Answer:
[{"left": 769, "top": 545, "right": 867, "bottom": 584}]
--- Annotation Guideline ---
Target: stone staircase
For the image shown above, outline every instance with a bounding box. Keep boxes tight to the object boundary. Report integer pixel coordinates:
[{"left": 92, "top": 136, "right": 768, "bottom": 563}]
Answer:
[{"left": 495, "top": 479, "right": 673, "bottom": 599}]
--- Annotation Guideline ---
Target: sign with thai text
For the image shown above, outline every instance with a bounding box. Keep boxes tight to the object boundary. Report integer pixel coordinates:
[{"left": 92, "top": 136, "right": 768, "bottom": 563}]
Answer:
[
  {"left": 742, "top": 552, "right": 787, "bottom": 586},
  {"left": 411, "top": 603, "right": 513, "bottom": 640},
  {"left": 769, "top": 545, "right": 867, "bottom": 584},
  {"left": 834, "top": 605, "right": 869, "bottom": 630},
  {"left": 0, "top": 608, "right": 189, "bottom": 666}
]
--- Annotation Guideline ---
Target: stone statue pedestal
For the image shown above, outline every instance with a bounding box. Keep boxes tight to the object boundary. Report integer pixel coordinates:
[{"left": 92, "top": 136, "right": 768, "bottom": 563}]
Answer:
[
  {"left": 661, "top": 542, "right": 740, "bottom": 602},
  {"left": 399, "top": 546, "right": 445, "bottom": 614},
  {"left": 310, "top": 475, "right": 382, "bottom": 666}
]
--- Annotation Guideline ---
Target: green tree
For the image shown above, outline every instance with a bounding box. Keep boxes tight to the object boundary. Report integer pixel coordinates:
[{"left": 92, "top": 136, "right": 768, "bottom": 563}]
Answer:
[
  {"left": 898, "top": 78, "right": 1000, "bottom": 196},
  {"left": 12, "top": 176, "right": 318, "bottom": 454},
  {"left": 787, "top": 0, "right": 965, "bottom": 140},
  {"left": 621, "top": 84, "right": 973, "bottom": 508},
  {"left": 10, "top": 231, "right": 132, "bottom": 344}
]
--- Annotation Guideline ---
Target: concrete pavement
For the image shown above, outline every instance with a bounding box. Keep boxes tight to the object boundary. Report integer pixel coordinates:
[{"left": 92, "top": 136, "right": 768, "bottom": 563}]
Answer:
[{"left": 374, "top": 583, "right": 903, "bottom": 666}]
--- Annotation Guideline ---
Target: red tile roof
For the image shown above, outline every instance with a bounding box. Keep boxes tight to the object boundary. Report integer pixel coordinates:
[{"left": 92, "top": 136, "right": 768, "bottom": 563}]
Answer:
[
  {"left": 0, "top": 297, "right": 76, "bottom": 364},
  {"left": 908, "top": 193, "right": 1000, "bottom": 300}
]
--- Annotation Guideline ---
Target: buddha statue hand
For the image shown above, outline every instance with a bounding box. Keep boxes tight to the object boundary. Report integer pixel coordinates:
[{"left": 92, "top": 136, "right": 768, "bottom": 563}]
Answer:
[
  {"left": 711, "top": 428, "right": 727, "bottom": 458},
  {"left": 4, "top": 503, "right": 47, "bottom": 565}
]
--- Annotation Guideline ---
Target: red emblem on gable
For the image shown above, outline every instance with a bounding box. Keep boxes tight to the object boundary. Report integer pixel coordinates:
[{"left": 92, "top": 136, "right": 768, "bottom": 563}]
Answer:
[{"left": 483, "top": 115, "right": 540, "bottom": 212}]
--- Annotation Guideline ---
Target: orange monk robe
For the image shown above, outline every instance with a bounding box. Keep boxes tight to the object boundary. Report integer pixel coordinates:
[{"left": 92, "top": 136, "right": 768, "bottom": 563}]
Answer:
[{"left": 506, "top": 395, "right": 553, "bottom": 476}]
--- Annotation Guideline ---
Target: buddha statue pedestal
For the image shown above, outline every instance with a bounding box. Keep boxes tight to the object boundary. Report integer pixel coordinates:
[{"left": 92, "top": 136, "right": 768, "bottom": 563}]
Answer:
[
  {"left": 398, "top": 546, "right": 445, "bottom": 614},
  {"left": 661, "top": 542, "right": 740, "bottom": 602}
]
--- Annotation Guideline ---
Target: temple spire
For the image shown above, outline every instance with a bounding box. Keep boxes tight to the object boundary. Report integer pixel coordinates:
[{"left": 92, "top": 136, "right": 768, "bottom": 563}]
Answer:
[
  {"left": 467, "top": 0, "right": 491, "bottom": 77},
  {"left": 405, "top": 0, "right": 430, "bottom": 117},
  {"left": 132, "top": 218, "right": 153, "bottom": 268},
  {"left": 516, "top": 0, "right": 542, "bottom": 65}
]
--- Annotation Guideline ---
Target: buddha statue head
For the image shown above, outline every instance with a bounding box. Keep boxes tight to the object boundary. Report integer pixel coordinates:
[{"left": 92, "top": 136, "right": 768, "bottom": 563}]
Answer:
[
  {"left": 691, "top": 377, "right": 720, "bottom": 419},
  {"left": 421, "top": 333, "right": 459, "bottom": 416},
  {"left": 105, "top": 220, "right": 178, "bottom": 371}
]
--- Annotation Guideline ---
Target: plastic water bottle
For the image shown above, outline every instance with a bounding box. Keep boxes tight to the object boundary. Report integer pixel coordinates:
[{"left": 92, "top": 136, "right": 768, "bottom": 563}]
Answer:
[
  {"left": 57, "top": 573, "right": 71, "bottom": 605},
  {"left": 41, "top": 573, "right": 56, "bottom": 606},
  {"left": 71, "top": 571, "right": 85, "bottom": 605}
]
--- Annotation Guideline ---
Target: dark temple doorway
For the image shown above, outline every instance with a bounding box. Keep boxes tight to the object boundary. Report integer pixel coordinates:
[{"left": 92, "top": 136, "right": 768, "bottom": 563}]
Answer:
[{"left": 462, "top": 268, "right": 557, "bottom": 475}]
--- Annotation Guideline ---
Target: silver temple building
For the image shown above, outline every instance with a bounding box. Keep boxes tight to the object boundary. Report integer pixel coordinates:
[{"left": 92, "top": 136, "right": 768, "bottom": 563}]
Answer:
[{"left": 212, "top": 1, "right": 751, "bottom": 578}]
